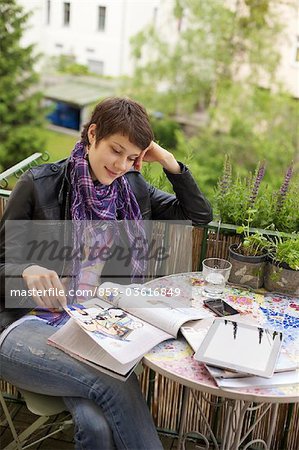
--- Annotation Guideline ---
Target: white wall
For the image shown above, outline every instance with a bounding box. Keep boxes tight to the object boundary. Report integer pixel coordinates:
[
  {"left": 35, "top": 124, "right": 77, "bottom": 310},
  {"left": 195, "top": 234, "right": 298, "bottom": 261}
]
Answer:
[
  {"left": 18, "top": 0, "right": 161, "bottom": 76},
  {"left": 17, "top": 0, "right": 299, "bottom": 97},
  {"left": 274, "top": 3, "right": 299, "bottom": 98}
]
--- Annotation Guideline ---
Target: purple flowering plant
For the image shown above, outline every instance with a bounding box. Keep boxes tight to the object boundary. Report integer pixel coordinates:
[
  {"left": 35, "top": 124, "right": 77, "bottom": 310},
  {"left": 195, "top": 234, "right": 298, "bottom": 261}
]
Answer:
[
  {"left": 272, "top": 164, "right": 299, "bottom": 233},
  {"left": 215, "top": 157, "right": 299, "bottom": 233}
]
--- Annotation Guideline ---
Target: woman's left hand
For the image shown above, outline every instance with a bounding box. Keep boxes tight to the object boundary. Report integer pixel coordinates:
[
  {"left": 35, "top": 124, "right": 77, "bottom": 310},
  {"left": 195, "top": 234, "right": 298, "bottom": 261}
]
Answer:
[{"left": 134, "top": 141, "right": 181, "bottom": 174}]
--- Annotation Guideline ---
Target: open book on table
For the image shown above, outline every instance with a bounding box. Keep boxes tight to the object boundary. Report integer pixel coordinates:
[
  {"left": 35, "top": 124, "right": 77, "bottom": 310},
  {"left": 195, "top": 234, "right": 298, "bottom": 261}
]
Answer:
[{"left": 48, "top": 282, "right": 210, "bottom": 380}]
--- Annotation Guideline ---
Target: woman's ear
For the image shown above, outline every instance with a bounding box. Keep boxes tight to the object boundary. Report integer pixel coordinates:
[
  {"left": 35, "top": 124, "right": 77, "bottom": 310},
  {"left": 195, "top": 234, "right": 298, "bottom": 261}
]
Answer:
[{"left": 87, "top": 124, "right": 96, "bottom": 145}]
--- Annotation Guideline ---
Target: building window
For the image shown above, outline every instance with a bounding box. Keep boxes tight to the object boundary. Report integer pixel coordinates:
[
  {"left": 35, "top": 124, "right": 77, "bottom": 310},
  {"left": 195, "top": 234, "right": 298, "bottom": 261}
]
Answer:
[
  {"left": 98, "top": 6, "right": 106, "bottom": 31},
  {"left": 295, "top": 36, "right": 299, "bottom": 63},
  {"left": 88, "top": 59, "right": 104, "bottom": 75},
  {"left": 63, "top": 2, "right": 71, "bottom": 26},
  {"left": 153, "top": 7, "right": 158, "bottom": 25},
  {"left": 46, "top": 0, "right": 51, "bottom": 25}
]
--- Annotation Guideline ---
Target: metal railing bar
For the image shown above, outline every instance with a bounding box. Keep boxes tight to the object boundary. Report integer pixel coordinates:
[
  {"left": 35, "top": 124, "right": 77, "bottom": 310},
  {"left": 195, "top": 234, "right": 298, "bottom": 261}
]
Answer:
[
  {"left": 0, "top": 153, "right": 42, "bottom": 182},
  {"left": 0, "top": 189, "right": 12, "bottom": 198},
  {"left": 203, "top": 221, "right": 295, "bottom": 238}
]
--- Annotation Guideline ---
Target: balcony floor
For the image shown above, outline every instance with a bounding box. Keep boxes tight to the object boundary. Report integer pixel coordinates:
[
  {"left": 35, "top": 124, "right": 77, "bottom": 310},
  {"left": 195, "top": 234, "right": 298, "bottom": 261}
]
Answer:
[{"left": 0, "top": 400, "right": 199, "bottom": 449}]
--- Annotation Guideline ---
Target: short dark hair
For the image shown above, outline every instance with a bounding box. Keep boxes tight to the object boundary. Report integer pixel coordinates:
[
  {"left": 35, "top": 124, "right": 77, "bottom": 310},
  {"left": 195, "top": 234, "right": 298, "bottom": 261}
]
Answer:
[{"left": 81, "top": 97, "right": 154, "bottom": 150}]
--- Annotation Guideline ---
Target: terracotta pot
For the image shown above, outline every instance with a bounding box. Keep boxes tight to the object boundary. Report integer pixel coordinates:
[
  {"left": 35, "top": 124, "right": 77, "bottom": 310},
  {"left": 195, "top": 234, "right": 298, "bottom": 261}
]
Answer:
[
  {"left": 264, "top": 261, "right": 299, "bottom": 295},
  {"left": 228, "top": 244, "right": 267, "bottom": 289}
]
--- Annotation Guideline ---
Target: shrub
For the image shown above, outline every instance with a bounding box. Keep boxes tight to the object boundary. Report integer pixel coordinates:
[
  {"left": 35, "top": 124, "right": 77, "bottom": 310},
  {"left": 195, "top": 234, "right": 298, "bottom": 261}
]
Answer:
[
  {"left": 269, "top": 234, "right": 299, "bottom": 270},
  {"left": 150, "top": 116, "right": 181, "bottom": 150},
  {"left": 235, "top": 210, "right": 272, "bottom": 256}
]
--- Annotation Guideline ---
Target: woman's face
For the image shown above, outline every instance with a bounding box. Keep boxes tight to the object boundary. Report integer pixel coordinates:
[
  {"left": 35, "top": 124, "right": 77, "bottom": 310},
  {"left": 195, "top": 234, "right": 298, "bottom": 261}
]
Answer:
[{"left": 87, "top": 126, "right": 143, "bottom": 185}]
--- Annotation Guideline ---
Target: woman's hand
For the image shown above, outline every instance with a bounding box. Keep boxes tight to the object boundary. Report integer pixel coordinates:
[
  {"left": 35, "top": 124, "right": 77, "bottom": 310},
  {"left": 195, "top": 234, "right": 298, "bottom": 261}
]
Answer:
[
  {"left": 134, "top": 142, "right": 181, "bottom": 174},
  {"left": 22, "top": 265, "right": 67, "bottom": 309}
]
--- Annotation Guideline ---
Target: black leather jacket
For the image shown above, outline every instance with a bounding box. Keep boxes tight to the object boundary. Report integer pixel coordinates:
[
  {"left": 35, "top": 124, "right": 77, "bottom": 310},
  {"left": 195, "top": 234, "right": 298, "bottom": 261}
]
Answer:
[{"left": 0, "top": 158, "right": 212, "bottom": 330}]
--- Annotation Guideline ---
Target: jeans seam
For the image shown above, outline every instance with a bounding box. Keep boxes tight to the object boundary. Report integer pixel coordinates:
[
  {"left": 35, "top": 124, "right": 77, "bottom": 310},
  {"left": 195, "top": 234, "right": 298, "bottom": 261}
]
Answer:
[{"left": 71, "top": 405, "right": 85, "bottom": 450}]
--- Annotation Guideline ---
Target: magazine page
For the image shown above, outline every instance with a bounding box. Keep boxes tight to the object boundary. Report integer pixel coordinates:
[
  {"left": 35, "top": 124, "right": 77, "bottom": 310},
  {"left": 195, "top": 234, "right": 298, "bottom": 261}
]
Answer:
[
  {"left": 211, "top": 369, "right": 299, "bottom": 389},
  {"left": 48, "top": 318, "right": 139, "bottom": 380},
  {"left": 97, "top": 282, "right": 211, "bottom": 336},
  {"left": 206, "top": 350, "right": 298, "bottom": 380},
  {"left": 180, "top": 318, "right": 215, "bottom": 352},
  {"left": 64, "top": 298, "right": 172, "bottom": 365}
]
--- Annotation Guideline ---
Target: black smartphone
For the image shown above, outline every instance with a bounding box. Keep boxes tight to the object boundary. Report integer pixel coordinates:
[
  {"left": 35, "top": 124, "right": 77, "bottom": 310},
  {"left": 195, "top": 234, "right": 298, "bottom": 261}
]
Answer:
[{"left": 203, "top": 298, "right": 239, "bottom": 317}]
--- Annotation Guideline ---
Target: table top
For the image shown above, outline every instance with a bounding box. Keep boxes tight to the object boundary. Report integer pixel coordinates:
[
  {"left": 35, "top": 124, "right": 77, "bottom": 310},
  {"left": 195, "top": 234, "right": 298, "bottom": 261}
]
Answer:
[{"left": 143, "top": 272, "right": 299, "bottom": 403}]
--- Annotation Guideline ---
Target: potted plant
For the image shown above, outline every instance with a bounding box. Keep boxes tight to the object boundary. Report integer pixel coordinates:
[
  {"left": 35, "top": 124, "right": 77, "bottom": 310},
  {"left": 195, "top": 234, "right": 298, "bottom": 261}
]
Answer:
[
  {"left": 228, "top": 211, "right": 272, "bottom": 289},
  {"left": 264, "top": 234, "right": 299, "bottom": 295}
]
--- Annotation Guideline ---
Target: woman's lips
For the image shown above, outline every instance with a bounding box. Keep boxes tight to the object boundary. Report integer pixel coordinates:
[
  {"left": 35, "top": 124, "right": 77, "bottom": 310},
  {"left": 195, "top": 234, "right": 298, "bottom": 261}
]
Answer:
[{"left": 105, "top": 167, "right": 119, "bottom": 177}]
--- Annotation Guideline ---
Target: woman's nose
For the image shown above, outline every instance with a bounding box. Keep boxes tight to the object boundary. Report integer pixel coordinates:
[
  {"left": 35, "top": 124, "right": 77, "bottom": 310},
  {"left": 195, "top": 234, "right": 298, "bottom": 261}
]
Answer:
[{"left": 114, "top": 157, "right": 127, "bottom": 171}]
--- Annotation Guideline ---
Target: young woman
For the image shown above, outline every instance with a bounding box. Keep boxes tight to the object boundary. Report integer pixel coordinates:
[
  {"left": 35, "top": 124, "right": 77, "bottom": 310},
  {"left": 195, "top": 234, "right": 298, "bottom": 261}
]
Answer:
[{"left": 0, "top": 97, "right": 212, "bottom": 449}]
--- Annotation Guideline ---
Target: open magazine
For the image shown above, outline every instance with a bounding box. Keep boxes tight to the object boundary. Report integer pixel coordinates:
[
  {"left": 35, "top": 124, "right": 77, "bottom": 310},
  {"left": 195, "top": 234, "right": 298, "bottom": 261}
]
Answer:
[{"left": 48, "top": 282, "right": 211, "bottom": 380}]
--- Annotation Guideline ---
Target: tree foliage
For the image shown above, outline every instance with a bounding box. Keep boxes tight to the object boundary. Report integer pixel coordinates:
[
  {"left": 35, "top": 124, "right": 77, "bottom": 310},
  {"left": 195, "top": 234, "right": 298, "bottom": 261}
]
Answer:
[
  {"left": 126, "top": 0, "right": 298, "bottom": 209},
  {"left": 175, "top": 85, "right": 299, "bottom": 198},
  {"left": 127, "top": 0, "right": 285, "bottom": 114},
  {"left": 0, "top": 0, "right": 45, "bottom": 171}
]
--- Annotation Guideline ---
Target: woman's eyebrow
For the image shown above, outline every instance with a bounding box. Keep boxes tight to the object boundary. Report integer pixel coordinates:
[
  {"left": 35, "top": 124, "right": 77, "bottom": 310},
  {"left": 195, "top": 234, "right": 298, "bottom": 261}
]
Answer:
[{"left": 112, "top": 141, "right": 140, "bottom": 156}]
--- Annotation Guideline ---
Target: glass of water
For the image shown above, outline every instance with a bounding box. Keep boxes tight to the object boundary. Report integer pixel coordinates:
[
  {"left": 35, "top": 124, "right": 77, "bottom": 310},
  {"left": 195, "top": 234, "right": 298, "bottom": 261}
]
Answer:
[{"left": 202, "top": 258, "right": 232, "bottom": 298}]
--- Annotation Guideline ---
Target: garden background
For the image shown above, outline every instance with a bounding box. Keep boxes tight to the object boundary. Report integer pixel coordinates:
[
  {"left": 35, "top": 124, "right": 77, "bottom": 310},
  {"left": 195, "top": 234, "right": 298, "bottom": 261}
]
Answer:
[{"left": 1, "top": 0, "right": 298, "bottom": 232}]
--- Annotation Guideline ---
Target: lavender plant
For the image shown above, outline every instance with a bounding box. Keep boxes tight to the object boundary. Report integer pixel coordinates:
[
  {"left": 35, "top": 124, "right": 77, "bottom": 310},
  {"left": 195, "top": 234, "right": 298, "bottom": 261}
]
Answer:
[
  {"left": 273, "top": 166, "right": 299, "bottom": 233},
  {"left": 215, "top": 157, "right": 299, "bottom": 233},
  {"left": 248, "top": 162, "right": 266, "bottom": 208},
  {"left": 215, "top": 159, "right": 265, "bottom": 226},
  {"left": 276, "top": 164, "right": 293, "bottom": 211},
  {"left": 217, "top": 154, "right": 232, "bottom": 199}
]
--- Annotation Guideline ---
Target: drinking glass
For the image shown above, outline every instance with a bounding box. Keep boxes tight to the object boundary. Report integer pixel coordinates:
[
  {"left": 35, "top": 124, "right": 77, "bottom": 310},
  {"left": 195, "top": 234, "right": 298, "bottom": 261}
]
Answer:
[{"left": 202, "top": 258, "right": 232, "bottom": 298}]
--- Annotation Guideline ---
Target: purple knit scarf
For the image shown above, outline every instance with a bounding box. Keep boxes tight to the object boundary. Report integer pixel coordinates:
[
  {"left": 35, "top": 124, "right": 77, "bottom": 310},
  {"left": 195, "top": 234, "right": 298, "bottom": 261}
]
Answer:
[{"left": 68, "top": 141, "right": 147, "bottom": 286}]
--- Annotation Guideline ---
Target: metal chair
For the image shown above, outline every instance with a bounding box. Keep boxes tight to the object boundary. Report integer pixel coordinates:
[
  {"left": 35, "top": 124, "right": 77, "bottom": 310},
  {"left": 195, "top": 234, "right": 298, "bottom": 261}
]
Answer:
[
  {"left": 0, "top": 387, "right": 73, "bottom": 449},
  {"left": 1, "top": 156, "right": 73, "bottom": 449}
]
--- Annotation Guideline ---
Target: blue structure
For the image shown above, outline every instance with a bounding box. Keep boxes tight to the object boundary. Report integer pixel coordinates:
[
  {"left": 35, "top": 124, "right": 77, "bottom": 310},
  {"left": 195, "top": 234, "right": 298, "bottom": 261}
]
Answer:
[
  {"left": 44, "top": 76, "right": 116, "bottom": 132},
  {"left": 47, "top": 101, "right": 80, "bottom": 130}
]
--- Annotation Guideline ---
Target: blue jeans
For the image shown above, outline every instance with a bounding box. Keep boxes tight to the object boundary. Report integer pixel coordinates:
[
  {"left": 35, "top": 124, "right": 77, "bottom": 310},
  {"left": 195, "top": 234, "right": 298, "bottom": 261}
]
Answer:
[{"left": 0, "top": 320, "right": 163, "bottom": 450}]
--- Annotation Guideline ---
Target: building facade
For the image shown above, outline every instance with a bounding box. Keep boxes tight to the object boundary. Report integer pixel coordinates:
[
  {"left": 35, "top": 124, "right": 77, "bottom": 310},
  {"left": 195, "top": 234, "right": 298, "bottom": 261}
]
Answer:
[
  {"left": 18, "top": 0, "right": 163, "bottom": 77},
  {"left": 18, "top": 0, "right": 299, "bottom": 98}
]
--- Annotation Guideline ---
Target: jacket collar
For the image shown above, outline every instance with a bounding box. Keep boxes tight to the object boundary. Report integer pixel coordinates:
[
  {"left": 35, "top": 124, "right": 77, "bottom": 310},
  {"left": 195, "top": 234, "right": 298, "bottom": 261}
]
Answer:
[{"left": 58, "top": 158, "right": 71, "bottom": 206}]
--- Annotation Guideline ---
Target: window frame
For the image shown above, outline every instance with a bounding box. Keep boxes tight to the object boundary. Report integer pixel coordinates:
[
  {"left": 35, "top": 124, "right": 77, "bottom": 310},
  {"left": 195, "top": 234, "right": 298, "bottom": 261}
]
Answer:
[
  {"left": 98, "top": 5, "right": 106, "bottom": 32},
  {"left": 46, "top": 0, "right": 51, "bottom": 25},
  {"left": 63, "top": 2, "right": 71, "bottom": 27}
]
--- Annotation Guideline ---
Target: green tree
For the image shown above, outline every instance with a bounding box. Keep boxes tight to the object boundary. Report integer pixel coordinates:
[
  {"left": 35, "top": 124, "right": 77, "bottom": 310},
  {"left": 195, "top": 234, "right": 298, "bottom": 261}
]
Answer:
[
  {"left": 127, "top": 0, "right": 285, "bottom": 115},
  {"left": 126, "top": 0, "right": 298, "bottom": 203},
  {"left": 0, "top": 0, "right": 45, "bottom": 171}
]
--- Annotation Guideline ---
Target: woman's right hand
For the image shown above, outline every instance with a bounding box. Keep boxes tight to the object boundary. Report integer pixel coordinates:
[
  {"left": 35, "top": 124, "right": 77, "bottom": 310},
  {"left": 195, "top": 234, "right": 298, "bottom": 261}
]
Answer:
[
  {"left": 134, "top": 141, "right": 181, "bottom": 174},
  {"left": 22, "top": 265, "right": 67, "bottom": 309}
]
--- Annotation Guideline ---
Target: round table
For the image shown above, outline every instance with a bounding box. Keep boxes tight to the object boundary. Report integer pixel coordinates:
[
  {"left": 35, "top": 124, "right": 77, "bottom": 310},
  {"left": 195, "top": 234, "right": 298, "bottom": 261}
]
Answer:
[{"left": 143, "top": 272, "right": 299, "bottom": 450}]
